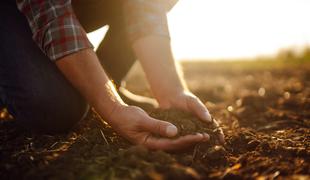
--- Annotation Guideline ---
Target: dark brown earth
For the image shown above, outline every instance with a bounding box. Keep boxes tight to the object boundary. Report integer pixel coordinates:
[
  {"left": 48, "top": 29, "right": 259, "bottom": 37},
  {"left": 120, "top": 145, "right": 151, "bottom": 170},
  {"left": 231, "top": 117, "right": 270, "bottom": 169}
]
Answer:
[
  {"left": 0, "top": 60, "right": 309, "bottom": 179},
  {"left": 149, "top": 109, "right": 223, "bottom": 143}
]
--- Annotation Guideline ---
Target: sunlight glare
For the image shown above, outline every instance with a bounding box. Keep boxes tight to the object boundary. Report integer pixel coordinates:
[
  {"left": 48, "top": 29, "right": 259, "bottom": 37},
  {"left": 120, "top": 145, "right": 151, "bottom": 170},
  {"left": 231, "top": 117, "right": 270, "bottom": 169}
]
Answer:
[
  {"left": 87, "top": 0, "right": 310, "bottom": 60},
  {"left": 168, "top": 0, "right": 310, "bottom": 60}
]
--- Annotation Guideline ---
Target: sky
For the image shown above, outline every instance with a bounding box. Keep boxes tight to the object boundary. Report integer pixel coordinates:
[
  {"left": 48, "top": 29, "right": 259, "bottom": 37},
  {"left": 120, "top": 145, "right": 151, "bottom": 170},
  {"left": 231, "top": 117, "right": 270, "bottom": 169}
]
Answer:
[{"left": 87, "top": 0, "right": 310, "bottom": 61}]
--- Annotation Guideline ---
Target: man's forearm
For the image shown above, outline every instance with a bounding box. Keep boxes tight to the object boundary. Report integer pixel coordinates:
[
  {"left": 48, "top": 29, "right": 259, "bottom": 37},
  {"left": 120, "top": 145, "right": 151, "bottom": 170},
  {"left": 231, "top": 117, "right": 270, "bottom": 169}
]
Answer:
[
  {"left": 55, "top": 49, "right": 125, "bottom": 120},
  {"left": 132, "top": 36, "right": 187, "bottom": 104}
]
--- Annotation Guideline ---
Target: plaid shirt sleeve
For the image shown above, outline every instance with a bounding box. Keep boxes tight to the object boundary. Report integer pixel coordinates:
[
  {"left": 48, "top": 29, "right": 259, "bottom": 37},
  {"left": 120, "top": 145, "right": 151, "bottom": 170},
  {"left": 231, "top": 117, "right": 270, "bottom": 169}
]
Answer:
[
  {"left": 123, "top": 0, "right": 178, "bottom": 44},
  {"left": 16, "top": 0, "right": 93, "bottom": 61}
]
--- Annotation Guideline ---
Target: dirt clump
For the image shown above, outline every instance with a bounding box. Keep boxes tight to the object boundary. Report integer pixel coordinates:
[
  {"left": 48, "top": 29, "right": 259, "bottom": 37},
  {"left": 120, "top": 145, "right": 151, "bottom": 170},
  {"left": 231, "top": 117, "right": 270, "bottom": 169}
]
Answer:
[{"left": 149, "top": 109, "right": 222, "bottom": 144}]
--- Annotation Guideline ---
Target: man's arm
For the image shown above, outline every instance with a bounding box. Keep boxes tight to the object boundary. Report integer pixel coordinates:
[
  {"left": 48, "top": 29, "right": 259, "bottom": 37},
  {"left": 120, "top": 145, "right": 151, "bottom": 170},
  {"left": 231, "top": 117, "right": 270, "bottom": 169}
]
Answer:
[
  {"left": 132, "top": 36, "right": 225, "bottom": 144},
  {"left": 122, "top": 0, "right": 224, "bottom": 143},
  {"left": 56, "top": 49, "right": 208, "bottom": 151},
  {"left": 55, "top": 49, "right": 124, "bottom": 119},
  {"left": 132, "top": 36, "right": 211, "bottom": 120},
  {"left": 123, "top": 0, "right": 211, "bottom": 121},
  {"left": 132, "top": 36, "right": 186, "bottom": 107}
]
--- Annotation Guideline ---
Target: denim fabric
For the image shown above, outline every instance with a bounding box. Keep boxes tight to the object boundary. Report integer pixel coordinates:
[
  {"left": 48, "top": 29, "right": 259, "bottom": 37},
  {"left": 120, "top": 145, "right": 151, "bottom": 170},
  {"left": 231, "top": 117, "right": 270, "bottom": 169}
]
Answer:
[{"left": 0, "top": 1, "right": 89, "bottom": 133}]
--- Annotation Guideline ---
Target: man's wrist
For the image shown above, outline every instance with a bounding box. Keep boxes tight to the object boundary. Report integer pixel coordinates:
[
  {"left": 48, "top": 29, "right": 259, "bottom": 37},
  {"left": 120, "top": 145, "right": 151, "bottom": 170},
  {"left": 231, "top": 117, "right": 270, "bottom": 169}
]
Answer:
[
  {"left": 155, "top": 87, "right": 187, "bottom": 108},
  {"left": 151, "top": 75, "right": 188, "bottom": 102},
  {"left": 94, "top": 81, "right": 127, "bottom": 121}
]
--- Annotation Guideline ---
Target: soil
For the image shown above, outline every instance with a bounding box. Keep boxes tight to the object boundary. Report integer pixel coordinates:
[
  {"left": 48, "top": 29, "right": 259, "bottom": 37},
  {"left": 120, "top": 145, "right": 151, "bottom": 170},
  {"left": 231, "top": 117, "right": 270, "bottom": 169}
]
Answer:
[
  {"left": 149, "top": 109, "right": 222, "bottom": 143},
  {"left": 0, "top": 60, "right": 309, "bottom": 179}
]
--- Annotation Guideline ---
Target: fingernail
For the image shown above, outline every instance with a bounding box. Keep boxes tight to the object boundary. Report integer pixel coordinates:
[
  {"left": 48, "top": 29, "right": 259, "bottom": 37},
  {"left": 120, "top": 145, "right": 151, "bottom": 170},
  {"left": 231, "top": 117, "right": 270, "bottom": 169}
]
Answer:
[
  {"left": 196, "top": 133, "right": 204, "bottom": 139},
  {"left": 166, "top": 125, "right": 177, "bottom": 137},
  {"left": 203, "top": 133, "right": 210, "bottom": 142},
  {"left": 204, "top": 111, "right": 212, "bottom": 122}
]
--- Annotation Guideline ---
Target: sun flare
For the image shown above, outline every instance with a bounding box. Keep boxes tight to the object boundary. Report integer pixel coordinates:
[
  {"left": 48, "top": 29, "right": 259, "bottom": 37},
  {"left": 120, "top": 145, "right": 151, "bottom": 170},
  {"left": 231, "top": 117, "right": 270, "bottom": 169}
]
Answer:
[{"left": 87, "top": 0, "right": 310, "bottom": 61}]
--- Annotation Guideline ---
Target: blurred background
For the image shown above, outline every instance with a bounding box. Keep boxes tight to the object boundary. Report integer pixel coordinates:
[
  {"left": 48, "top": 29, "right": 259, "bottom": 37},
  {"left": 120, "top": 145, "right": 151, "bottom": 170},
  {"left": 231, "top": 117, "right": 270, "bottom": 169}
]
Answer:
[{"left": 87, "top": 0, "right": 310, "bottom": 61}]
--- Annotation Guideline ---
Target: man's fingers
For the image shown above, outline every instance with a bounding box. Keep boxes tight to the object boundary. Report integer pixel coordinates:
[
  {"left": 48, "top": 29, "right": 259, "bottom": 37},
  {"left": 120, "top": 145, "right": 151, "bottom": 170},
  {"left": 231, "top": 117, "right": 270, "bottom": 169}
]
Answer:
[
  {"left": 141, "top": 117, "right": 178, "bottom": 138},
  {"left": 185, "top": 97, "right": 225, "bottom": 144},
  {"left": 144, "top": 133, "right": 207, "bottom": 151},
  {"left": 202, "top": 133, "right": 210, "bottom": 142},
  {"left": 186, "top": 96, "right": 212, "bottom": 123}
]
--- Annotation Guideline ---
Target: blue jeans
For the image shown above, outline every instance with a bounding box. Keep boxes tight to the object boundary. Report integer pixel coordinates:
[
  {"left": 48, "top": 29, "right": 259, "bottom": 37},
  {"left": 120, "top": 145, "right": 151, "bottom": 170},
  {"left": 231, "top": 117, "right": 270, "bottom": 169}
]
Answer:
[{"left": 0, "top": 1, "right": 136, "bottom": 133}]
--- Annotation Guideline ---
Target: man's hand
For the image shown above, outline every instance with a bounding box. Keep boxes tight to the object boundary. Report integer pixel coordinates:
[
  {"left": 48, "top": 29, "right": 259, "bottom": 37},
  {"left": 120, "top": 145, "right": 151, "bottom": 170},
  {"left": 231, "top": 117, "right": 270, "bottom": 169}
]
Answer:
[
  {"left": 159, "top": 91, "right": 212, "bottom": 122},
  {"left": 107, "top": 105, "right": 210, "bottom": 151},
  {"left": 157, "top": 90, "right": 225, "bottom": 144}
]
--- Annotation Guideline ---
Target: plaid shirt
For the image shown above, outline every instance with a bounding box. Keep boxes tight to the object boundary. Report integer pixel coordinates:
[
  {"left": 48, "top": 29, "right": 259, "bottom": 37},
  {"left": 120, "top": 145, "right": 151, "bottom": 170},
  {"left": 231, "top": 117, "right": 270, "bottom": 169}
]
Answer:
[{"left": 16, "top": 0, "right": 178, "bottom": 61}]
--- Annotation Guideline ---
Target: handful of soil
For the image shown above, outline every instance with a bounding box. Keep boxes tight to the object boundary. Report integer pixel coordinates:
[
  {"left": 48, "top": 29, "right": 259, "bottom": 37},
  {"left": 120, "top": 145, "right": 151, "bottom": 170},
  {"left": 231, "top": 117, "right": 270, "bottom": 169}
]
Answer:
[{"left": 149, "top": 109, "right": 222, "bottom": 144}]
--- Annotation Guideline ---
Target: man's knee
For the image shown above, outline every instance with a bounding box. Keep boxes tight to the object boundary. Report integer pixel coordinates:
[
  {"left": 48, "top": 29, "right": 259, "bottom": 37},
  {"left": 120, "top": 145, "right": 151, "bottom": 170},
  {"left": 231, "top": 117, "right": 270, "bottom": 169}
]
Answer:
[{"left": 14, "top": 90, "right": 89, "bottom": 134}]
